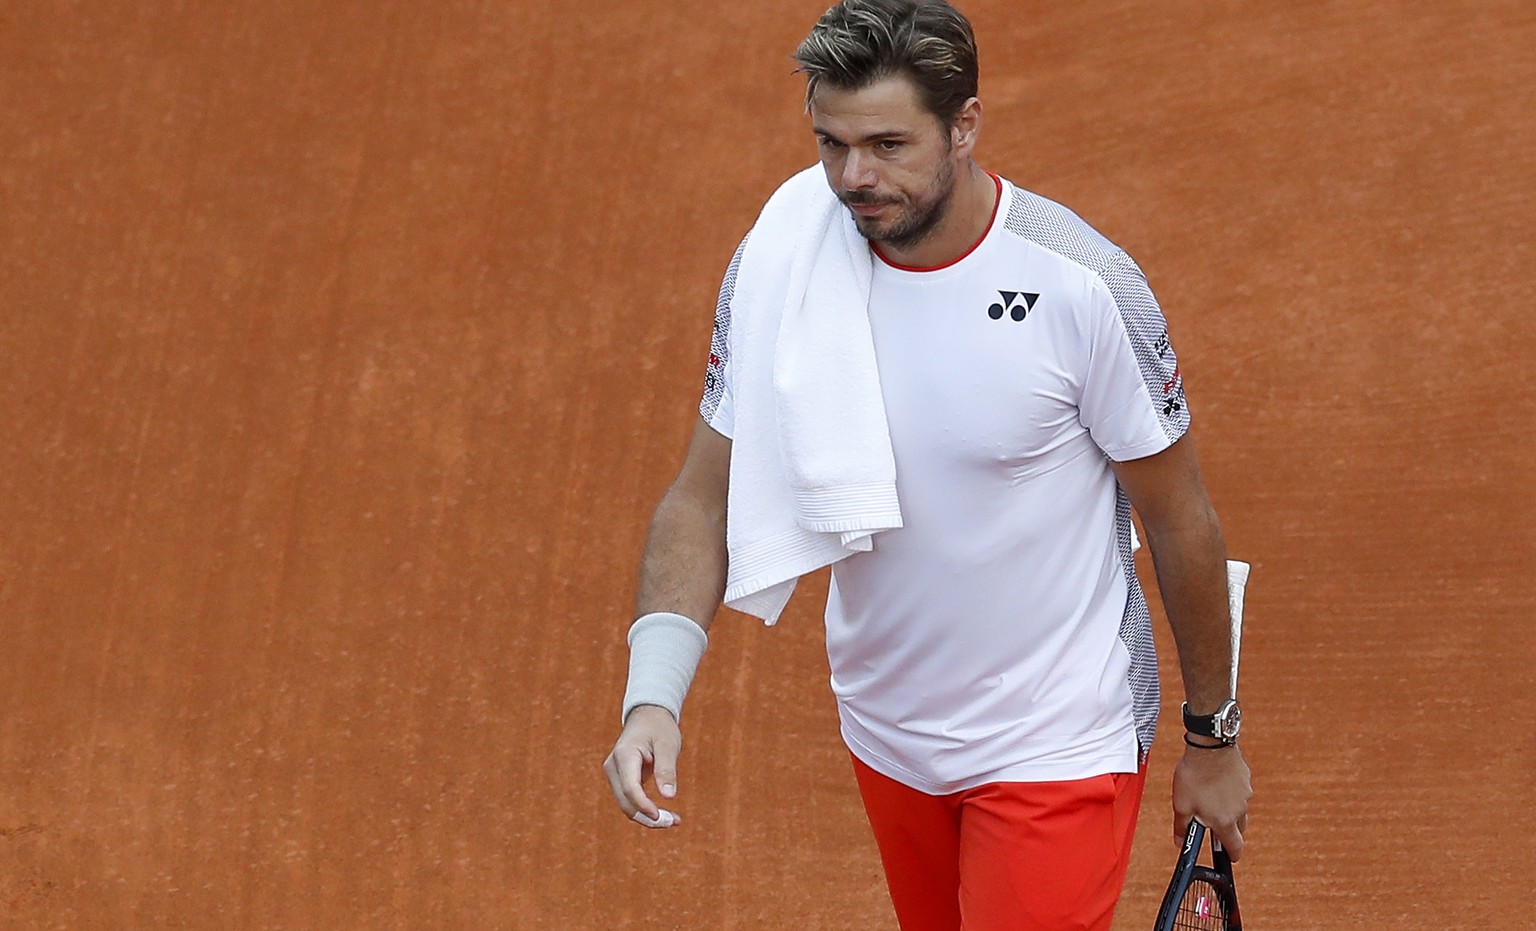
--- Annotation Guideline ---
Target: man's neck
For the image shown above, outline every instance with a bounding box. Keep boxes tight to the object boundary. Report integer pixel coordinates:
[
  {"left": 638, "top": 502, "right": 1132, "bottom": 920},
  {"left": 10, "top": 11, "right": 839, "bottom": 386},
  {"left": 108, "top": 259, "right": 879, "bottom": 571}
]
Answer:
[{"left": 877, "top": 164, "right": 998, "bottom": 269}]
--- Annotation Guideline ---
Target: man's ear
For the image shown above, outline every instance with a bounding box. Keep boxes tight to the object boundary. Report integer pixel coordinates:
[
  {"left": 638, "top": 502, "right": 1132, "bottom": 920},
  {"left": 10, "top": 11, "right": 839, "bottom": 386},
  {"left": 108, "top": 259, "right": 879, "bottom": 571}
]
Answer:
[{"left": 950, "top": 96, "right": 983, "bottom": 156}]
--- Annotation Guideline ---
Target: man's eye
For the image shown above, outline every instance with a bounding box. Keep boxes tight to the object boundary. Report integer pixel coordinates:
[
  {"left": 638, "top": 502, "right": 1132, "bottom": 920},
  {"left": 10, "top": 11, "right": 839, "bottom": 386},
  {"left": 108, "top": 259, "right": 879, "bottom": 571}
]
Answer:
[
  {"left": 877, "top": 140, "right": 901, "bottom": 152},
  {"left": 819, "top": 138, "right": 844, "bottom": 149}
]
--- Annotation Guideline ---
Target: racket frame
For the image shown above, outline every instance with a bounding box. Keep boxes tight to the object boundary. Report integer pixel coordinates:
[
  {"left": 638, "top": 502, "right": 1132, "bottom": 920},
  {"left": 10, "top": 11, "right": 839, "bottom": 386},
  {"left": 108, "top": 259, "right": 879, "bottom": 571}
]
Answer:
[{"left": 1152, "top": 821, "right": 1242, "bottom": 931}]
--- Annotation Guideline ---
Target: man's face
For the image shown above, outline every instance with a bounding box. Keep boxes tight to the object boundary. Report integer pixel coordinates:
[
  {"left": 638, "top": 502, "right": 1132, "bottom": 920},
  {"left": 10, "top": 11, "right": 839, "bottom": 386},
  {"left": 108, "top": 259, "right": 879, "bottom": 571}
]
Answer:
[{"left": 810, "top": 74, "right": 960, "bottom": 251}]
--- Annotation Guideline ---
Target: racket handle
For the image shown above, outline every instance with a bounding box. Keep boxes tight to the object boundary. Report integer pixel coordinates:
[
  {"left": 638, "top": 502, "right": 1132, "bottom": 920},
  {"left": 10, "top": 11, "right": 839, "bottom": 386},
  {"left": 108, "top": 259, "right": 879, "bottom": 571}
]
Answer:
[{"left": 1225, "top": 560, "right": 1250, "bottom": 699}]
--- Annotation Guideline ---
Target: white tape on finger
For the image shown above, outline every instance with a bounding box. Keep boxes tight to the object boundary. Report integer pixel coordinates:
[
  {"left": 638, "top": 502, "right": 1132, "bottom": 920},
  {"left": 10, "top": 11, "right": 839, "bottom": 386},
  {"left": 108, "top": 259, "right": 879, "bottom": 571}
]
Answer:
[{"left": 633, "top": 809, "right": 678, "bottom": 829}]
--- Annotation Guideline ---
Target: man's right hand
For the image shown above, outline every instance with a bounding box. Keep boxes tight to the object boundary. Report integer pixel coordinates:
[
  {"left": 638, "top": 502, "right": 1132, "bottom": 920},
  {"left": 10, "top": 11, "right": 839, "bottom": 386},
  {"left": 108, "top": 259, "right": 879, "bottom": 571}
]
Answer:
[{"left": 602, "top": 704, "right": 685, "bottom": 829}]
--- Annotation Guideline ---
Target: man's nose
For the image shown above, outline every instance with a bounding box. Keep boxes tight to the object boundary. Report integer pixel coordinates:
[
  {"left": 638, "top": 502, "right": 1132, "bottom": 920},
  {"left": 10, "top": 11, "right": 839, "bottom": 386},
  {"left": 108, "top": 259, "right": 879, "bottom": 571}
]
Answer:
[{"left": 841, "top": 148, "right": 877, "bottom": 191}]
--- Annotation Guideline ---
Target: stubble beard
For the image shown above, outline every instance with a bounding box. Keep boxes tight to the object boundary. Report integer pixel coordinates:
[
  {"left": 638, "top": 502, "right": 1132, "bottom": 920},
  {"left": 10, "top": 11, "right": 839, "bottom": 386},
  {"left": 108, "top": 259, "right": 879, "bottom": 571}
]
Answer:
[{"left": 844, "top": 156, "right": 958, "bottom": 252}]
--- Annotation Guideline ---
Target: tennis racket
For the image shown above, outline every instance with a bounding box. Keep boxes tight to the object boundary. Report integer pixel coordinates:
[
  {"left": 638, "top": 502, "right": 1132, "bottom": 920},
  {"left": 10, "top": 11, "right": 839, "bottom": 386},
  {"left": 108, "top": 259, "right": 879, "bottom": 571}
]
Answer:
[
  {"left": 1153, "top": 559, "right": 1251, "bottom": 931},
  {"left": 1153, "top": 820, "right": 1241, "bottom": 930}
]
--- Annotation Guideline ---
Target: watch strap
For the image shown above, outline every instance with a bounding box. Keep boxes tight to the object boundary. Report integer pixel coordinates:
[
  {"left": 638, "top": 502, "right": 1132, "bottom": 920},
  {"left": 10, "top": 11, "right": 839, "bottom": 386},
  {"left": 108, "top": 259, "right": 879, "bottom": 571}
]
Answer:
[
  {"left": 1182, "top": 701, "right": 1216, "bottom": 737},
  {"left": 1182, "top": 700, "right": 1239, "bottom": 743}
]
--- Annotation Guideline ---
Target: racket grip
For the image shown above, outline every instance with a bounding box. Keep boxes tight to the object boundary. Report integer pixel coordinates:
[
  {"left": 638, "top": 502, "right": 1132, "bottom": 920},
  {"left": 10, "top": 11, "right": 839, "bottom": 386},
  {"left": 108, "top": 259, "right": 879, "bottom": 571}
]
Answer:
[{"left": 1225, "top": 560, "right": 1250, "bottom": 699}]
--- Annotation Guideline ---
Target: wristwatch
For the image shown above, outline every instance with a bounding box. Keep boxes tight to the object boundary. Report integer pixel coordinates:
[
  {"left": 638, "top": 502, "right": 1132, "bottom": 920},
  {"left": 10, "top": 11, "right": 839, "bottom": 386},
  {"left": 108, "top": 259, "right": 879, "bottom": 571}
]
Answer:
[{"left": 1182, "top": 699, "right": 1242, "bottom": 744}]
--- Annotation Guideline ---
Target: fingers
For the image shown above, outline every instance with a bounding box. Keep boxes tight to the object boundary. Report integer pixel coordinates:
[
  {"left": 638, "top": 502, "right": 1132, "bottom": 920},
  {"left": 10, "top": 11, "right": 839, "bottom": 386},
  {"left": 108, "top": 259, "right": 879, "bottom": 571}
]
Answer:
[
  {"left": 1215, "top": 820, "right": 1245, "bottom": 862},
  {"left": 1219, "top": 811, "right": 1250, "bottom": 862},
  {"left": 603, "top": 744, "right": 661, "bottom": 821},
  {"left": 1171, "top": 812, "right": 1245, "bottom": 861},
  {"left": 602, "top": 711, "right": 685, "bottom": 829},
  {"left": 1207, "top": 792, "right": 1250, "bottom": 862},
  {"left": 1202, "top": 813, "right": 1244, "bottom": 862},
  {"left": 652, "top": 730, "right": 681, "bottom": 800}
]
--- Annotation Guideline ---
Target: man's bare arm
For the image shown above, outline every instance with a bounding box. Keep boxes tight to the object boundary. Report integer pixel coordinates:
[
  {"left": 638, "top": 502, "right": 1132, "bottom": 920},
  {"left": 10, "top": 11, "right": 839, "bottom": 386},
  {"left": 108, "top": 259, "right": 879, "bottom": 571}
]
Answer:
[
  {"left": 634, "top": 416, "right": 732, "bottom": 630},
  {"left": 1111, "top": 432, "right": 1253, "bottom": 860},
  {"left": 1111, "top": 434, "right": 1231, "bottom": 714},
  {"left": 602, "top": 416, "right": 731, "bottom": 828}
]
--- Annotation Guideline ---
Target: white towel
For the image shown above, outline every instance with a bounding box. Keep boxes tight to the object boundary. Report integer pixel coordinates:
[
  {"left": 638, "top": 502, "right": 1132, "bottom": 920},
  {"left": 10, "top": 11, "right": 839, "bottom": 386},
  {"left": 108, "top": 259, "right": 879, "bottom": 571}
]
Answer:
[{"left": 722, "top": 167, "right": 903, "bottom": 625}]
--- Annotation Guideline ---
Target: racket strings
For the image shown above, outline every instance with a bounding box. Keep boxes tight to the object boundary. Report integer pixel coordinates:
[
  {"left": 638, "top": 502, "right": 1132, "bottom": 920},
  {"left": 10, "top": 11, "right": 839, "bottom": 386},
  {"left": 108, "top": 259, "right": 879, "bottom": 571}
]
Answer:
[{"left": 1172, "top": 877, "right": 1228, "bottom": 930}]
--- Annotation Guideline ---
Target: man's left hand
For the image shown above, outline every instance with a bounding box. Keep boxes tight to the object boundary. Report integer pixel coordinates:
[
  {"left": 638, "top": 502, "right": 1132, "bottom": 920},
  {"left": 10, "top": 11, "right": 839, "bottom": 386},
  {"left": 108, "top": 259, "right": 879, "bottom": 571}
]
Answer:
[{"left": 1172, "top": 742, "right": 1252, "bottom": 860}]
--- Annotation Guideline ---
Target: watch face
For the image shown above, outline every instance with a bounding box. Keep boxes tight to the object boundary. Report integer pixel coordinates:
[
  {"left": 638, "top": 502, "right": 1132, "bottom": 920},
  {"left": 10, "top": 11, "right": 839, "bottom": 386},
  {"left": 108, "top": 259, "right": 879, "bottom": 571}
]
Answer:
[{"left": 1217, "top": 702, "right": 1242, "bottom": 740}]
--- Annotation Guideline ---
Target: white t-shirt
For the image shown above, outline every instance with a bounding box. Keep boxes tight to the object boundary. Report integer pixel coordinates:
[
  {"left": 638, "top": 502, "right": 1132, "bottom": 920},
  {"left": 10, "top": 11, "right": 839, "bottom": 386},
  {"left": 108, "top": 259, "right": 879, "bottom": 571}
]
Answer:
[{"left": 701, "top": 175, "right": 1188, "bottom": 794}]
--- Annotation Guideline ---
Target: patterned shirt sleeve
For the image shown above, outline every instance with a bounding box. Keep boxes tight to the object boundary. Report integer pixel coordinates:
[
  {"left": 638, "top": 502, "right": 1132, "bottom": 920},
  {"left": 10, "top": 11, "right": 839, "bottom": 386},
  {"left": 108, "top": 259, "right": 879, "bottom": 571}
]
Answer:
[
  {"left": 1079, "top": 250, "right": 1190, "bottom": 459},
  {"left": 699, "top": 235, "right": 748, "bottom": 436},
  {"left": 1107, "top": 251, "right": 1188, "bottom": 436}
]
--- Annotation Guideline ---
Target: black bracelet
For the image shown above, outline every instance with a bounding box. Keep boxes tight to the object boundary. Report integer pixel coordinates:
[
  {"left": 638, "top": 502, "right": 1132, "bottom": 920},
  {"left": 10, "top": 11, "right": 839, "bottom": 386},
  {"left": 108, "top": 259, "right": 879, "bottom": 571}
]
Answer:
[{"left": 1183, "top": 734, "right": 1235, "bottom": 749}]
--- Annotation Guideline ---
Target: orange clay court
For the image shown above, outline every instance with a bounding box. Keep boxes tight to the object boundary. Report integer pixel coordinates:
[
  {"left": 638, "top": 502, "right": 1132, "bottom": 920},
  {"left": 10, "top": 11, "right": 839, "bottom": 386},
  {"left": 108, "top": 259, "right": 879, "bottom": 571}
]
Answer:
[{"left": 0, "top": 1, "right": 1532, "bottom": 928}]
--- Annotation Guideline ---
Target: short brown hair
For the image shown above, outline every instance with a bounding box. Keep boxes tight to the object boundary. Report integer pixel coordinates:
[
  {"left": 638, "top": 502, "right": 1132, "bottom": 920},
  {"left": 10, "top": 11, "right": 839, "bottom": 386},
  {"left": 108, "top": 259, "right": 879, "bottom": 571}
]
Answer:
[{"left": 793, "top": 0, "right": 979, "bottom": 124}]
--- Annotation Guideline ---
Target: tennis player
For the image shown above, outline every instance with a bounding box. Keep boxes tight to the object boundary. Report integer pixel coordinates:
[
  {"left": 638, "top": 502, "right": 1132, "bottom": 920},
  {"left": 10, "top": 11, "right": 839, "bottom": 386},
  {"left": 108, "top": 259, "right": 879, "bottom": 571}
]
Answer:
[{"left": 603, "top": 2, "right": 1251, "bottom": 928}]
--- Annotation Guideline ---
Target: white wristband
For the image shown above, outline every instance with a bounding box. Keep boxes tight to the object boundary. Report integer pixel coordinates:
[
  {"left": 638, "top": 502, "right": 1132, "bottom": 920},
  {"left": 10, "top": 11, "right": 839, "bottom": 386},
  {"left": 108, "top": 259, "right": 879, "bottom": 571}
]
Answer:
[{"left": 621, "top": 612, "right": 708, "bottom": 725}]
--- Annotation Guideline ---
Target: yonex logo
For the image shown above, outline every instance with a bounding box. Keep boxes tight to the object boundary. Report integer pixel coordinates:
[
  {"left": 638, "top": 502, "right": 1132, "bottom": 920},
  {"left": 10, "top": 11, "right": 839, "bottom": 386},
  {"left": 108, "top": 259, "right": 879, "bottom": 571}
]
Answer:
[{"left": 987, "top": 290, "right": 1039, "bottom": 321}]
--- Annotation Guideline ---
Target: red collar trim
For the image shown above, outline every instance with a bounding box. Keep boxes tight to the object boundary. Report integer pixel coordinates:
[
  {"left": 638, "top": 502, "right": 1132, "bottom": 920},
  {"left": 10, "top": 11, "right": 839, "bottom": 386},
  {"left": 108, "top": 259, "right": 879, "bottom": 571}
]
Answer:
[{"left": 872, "top": 172, "right": 1003, "bottom": 272}]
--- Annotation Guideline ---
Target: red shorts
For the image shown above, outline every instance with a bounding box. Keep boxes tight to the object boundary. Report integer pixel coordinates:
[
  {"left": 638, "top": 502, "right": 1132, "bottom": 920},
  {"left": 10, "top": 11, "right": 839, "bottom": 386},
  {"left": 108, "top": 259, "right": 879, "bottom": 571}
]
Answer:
[{"left": 851, "top": 754, "right": 1147, "bottom": 931}]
